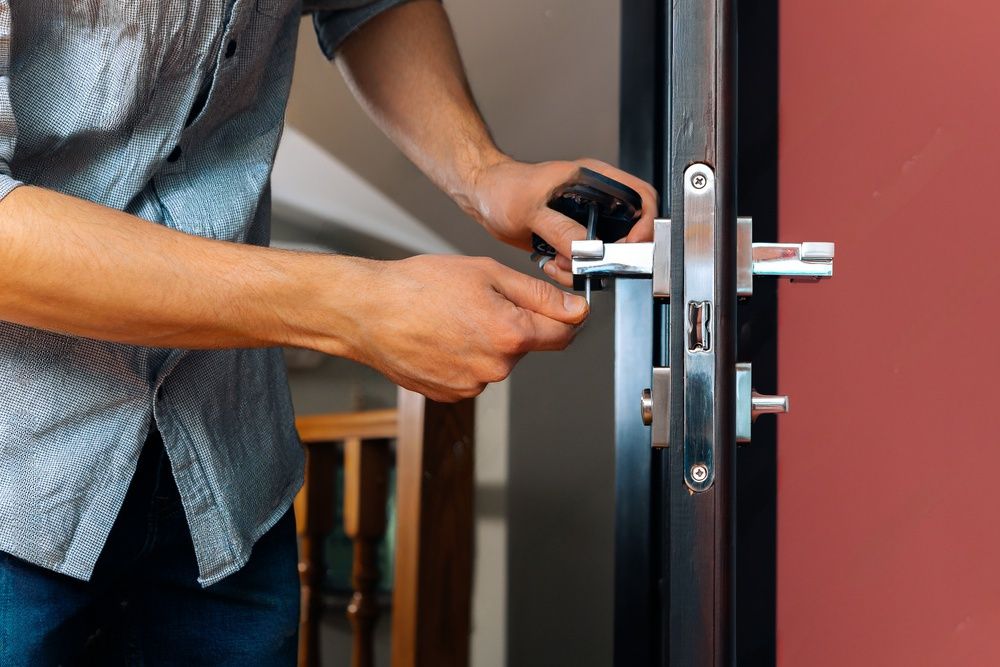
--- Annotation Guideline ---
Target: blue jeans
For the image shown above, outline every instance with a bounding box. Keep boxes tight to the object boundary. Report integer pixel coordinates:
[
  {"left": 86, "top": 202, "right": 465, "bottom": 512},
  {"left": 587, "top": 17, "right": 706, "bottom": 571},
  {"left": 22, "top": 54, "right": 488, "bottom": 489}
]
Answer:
[{"left": 0, "top": 431, "right": 300, "bottom": 666}]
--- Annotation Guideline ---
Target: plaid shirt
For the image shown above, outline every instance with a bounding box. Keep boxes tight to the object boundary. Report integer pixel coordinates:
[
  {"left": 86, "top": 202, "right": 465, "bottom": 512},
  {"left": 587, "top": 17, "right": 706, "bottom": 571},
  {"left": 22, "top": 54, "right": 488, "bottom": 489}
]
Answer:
[{"left": 0, "top": 0, "right": 407, "bottom": 586}]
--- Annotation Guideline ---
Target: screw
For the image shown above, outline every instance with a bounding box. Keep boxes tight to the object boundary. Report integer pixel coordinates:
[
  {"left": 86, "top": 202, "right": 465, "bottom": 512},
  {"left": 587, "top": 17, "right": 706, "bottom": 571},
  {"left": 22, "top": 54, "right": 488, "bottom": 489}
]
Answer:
[
  {"left": 691, "top": 173, "right": 707, "bottom": 189},
  {"left": 690, "top": 464, "right": 709, "bottom": 483}
]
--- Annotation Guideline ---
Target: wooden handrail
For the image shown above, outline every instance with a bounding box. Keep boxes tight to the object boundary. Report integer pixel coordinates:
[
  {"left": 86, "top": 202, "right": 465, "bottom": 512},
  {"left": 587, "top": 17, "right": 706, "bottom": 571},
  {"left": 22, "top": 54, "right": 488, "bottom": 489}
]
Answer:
[
  {"left": 296, "top": 409, "right": 398, "bottom": 443},
  {"left": 295, "top": 440, "right": 338, "bottom": 667},
  {"left": 295, "top": 408, "right": 397, "bottom": 667},
  {"left": 295, "top": 390, "right": 475, "bottom": 667},
  {"left": 343, "top": 436, "right": 391, "bottom": 667},
  {"left": 391, "top": 391, "right": 475, "bottom": 667}
]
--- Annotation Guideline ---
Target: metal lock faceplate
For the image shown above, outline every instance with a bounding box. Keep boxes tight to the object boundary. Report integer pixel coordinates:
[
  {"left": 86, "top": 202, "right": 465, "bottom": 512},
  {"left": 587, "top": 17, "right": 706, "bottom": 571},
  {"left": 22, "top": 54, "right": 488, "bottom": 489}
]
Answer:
[{"left": 680, "top": 163, "right": 718, "bottom": 492}]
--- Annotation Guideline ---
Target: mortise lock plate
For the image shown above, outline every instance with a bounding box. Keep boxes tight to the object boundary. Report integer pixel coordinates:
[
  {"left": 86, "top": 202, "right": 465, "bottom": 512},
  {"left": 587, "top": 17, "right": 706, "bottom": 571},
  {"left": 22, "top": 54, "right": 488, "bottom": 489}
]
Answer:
[{"left": 571, "top": 173, "right": 834, "bottom": 489}]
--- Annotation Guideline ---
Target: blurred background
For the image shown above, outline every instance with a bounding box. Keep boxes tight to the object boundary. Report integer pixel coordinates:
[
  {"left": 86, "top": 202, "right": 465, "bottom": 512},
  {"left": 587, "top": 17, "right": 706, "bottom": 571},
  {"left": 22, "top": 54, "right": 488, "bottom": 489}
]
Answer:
[
  {"left": 274, "top": 1, "right": 621, "bottom": 665},
  {"left": 273, "top": 0, "right": 1000, "bottom": 665}
]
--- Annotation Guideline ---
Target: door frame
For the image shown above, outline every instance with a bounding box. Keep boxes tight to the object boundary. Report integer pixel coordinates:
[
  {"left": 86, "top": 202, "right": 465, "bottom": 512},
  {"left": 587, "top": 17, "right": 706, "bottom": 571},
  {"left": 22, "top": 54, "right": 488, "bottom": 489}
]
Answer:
[{"left": 614, "top": 1, "right": 779, "bottom": 663}]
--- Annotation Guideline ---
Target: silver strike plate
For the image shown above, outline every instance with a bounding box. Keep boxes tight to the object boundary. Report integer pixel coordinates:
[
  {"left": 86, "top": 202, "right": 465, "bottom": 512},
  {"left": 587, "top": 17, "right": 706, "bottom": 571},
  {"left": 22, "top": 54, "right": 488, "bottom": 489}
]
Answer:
[{"left": 681, "top": 163, "right": 717, "bottom": 493}]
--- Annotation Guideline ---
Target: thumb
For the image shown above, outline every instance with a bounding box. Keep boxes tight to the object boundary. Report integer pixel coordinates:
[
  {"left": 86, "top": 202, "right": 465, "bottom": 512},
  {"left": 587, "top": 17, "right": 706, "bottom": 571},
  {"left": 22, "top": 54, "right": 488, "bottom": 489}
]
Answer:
[{"left": 492, "top": 263, "right": 589, "bottom": 325}]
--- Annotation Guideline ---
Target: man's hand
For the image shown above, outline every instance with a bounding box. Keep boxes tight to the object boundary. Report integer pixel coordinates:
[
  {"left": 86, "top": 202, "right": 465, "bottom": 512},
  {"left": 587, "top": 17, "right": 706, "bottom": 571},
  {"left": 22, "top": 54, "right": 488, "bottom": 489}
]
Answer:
[
  {"left": 463, "top": 157, "right": 658, "bottom": 287},
  {"left": 336, "top": 2, "right": 658, "bottom": 288},
  {"left": 319, "top": 255, "right": 589, "bottom": 402}
]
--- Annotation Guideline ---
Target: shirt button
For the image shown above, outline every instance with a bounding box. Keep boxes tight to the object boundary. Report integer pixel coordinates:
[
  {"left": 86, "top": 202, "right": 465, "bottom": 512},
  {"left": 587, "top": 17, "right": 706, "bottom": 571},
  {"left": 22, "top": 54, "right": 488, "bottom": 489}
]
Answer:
[
  {"left": 167, "top": 145, "right": 182, "bottom": 163},
  {"left": 225, "top": 39, "right": 237, "bottom": 58}
]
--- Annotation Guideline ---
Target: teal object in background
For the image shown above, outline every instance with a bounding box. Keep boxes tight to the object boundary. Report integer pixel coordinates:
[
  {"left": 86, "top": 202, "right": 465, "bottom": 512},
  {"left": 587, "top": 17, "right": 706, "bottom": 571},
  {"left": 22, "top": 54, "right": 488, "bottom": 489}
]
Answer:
[{"left": 323, "top": 467, "right": 397, "bottom": 594}]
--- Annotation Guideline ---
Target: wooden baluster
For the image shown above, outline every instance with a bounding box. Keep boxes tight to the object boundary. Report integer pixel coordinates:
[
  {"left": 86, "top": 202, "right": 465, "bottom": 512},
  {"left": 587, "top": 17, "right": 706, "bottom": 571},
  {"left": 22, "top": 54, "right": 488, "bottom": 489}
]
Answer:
[
  {"left": 391, "top": 389, "right": 476, "bottom": 667},
  {"left": 295, "top": 443, "right": 338, "bottom": 667},
  {"left": 343, "top": 436, "right": 391, "bottom": 667}
]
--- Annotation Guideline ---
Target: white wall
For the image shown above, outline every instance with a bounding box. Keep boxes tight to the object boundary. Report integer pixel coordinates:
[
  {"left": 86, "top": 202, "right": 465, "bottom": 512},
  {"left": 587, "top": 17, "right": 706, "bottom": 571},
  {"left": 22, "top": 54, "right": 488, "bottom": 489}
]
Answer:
[{"left": 471, "top": 381, "right": 510, "bottom": 667}]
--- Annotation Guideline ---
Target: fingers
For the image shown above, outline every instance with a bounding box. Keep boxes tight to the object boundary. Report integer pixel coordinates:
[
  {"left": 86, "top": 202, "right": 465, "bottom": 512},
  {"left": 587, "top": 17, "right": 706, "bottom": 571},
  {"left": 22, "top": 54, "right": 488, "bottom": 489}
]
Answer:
[
  {"left": 542, "top": 258, "right": 575, "bottom": 288},
  {"left": 526, "top": 158, "right": 657, "bottom": 258},
  {"left": 517, "top": 308, "right": 580, "bottom": 352},
  {"left": 490, "top": 261, "right": 588, "bottom": 325},
  {"left": 574, "top": 157, "right": 659, "bottom": 237},
  {"left": 624, "top": 215, "right": 654, "bottom": 244},
  {"left": 532, "top": 208, "right": 588, "bottom": 258},
  {"left": 538, "top": 160, "right": 584, "bottom": 199}
]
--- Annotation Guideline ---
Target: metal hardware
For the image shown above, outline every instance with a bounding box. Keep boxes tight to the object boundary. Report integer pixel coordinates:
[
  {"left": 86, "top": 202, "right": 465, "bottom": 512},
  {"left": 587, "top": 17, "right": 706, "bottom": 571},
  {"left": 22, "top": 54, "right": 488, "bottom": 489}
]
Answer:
[
  {"left": 650, "top": 367, "right": 670, "bottom": 449},
  {"left": 652, "top": 363, "right": 792, "bottom": 446},
  {"left": 687, "top": 301, "right": 712, "bottom": 352},
  {"left": 572, "top": 212, "right": 827, "bottom": 456},
  {"left": 681, "top": 162, "right": 717, "bottom": 493},
  {"left": 752, "top": 242, "right": 835, "bottom": 279},
  {"left": 572, "top": 217, "right": 834, "bottom": 300},
  {"left": 640, "top": 388, "right": 653, "bottom": 426},
  {"left": 736, "top": 363, "right": 790, "bottom": 443},
  {"left": 736, "top": 363, "right": 753, "bottom": 443},
  {"left": 752, "top": 392, "right": 789, "bottom": 419},
  {"left": 741, "top": 220, "right": 835, "bottom": 292},
  {"left": 652, "top": 218, "right": 671, "bottom": 298},
  {"left": 583, "top": 201, "right": 599, "bottom": 304},
  {"left": 736, "top": 216, "right": 754, "bottom": 297},
  {"left": 571, "top": 241, "right": 654, "bottom": 279},
  {"left": 738, "top": 217, "right": 836, "bottom": 296},
  {"left": 690, "top": 464, "right": 709, "bottom": 482},
  {"left": 653, "top": 363, "right": 792, "bottom": 446},
  {"left": 641, "top": 368, "right": 672, "bottom": 447},
  {"left": 571, "top": 239, "right": 605, "bottom": 260}
]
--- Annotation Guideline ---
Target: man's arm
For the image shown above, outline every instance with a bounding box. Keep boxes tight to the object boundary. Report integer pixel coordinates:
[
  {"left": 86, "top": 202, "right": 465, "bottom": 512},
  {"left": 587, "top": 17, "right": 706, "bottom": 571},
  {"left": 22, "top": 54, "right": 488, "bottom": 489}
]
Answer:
[
  {"left": 0, "top": 186, "right": 333, "bottom": 350},
  {"left": 0, "top": 186, "right": 587, "bottom": 401},
  {"left": 335, "top": 0, "right": 659, "bottom": 285}
]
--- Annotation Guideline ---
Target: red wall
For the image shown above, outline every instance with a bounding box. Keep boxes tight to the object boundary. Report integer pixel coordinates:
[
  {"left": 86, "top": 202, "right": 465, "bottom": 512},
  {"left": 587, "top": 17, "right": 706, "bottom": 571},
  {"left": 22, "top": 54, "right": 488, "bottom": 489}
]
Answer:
[{"left": 777, "top": 1, "right": 1000, "bottom": 665}]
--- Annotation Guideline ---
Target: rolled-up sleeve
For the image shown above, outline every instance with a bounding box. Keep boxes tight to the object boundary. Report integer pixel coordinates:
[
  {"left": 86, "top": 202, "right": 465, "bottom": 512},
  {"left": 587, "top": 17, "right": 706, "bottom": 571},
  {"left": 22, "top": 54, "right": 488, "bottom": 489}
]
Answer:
[
  {"left": 308, "top": 0, "right": 416, "bottom": 60},
  {"left": 0, "top": 3, "right": 21, "bottom": 200}
]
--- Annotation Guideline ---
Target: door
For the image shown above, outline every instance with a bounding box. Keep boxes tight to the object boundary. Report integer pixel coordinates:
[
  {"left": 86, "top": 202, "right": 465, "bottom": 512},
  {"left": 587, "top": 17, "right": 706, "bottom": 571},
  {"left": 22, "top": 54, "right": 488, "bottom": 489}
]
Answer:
[
  {"left": 610, "top": 0, "right": 994, "bottom": 664},
  {"left": 777, "top": 1, "right": 1000, "bottom": 664},
  {"left": 613, "top": 0, "right": 784, "bottom": 664}
]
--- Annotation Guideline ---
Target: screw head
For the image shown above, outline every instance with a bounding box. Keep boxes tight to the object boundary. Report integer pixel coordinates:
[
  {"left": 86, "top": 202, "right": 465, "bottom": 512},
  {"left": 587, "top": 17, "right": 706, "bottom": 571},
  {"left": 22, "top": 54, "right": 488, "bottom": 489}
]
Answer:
[
  {"left": 690, "top": 464, "right": 709, "bottom": 483},
  {"left": 691, "top": 173, "right": 707, "bottom": 189}
]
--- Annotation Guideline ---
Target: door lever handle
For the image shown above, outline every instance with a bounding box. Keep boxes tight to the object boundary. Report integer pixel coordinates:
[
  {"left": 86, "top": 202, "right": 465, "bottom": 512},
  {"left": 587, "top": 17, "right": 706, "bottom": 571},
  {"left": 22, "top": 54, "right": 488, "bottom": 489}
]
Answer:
[
  {"left": 735, "top": 363, "right": 789, "bottom": 443},
  {"left": 751, "top": 241, "right": 835, "bottom": 279},
  {"left": 738, "top": 218, "right": 835, "bottom": 295},
  {"left": 752, "top": 392, "right": 790, "bottom": 419},
  {"left": 571, "top": 217, "right": 835, "bottom": 299},
  {"left": 646, "top": 363, "right": 790, "bottom": 446}
]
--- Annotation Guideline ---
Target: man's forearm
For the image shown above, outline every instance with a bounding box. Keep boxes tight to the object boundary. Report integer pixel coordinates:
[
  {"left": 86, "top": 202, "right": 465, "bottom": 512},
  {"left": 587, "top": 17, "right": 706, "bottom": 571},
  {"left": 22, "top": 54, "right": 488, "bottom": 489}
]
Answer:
[
  {"left": 336, "top": 0, "right": 506, "bottom": 214},
  {"left": 0, "top": 183, "right": 587, "bottom": 402},
  {"left": 335, "top": 1, "right": 660, "bottom": 275},
  {"left": 0, "top": 185, "right": 362, "bottom": 353}
]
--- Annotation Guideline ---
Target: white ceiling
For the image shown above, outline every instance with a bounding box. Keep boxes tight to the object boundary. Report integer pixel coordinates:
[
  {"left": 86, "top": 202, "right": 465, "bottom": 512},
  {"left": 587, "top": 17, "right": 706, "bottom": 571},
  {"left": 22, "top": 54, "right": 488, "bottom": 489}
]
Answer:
[{"left": 271, "top": 126, "right": 456, "bottom": 255}]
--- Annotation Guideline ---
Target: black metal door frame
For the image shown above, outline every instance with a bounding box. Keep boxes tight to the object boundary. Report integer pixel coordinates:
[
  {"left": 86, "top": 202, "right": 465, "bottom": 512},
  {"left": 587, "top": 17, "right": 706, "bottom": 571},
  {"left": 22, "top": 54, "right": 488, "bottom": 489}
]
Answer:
[{"left": 614, "top": 0, "right": 779, "bottom": 664}]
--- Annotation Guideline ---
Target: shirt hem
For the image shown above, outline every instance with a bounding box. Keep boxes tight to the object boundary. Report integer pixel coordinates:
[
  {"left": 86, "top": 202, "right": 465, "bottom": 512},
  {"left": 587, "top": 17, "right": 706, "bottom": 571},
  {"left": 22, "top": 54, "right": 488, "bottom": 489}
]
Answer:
[{"left": 196, "top": 467, "right": 305, "bottom": 588}]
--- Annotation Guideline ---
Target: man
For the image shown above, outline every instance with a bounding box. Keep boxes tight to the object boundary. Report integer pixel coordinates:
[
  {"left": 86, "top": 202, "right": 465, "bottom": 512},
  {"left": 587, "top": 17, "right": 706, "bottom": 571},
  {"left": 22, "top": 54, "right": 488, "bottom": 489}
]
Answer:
[{"left": 0, "top": 0, "right": 656, "bottom": 663}]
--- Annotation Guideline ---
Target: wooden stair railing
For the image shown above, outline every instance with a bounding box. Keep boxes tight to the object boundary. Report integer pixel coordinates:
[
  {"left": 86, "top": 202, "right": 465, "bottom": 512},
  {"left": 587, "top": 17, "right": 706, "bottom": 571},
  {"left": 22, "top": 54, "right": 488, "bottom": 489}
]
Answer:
[{"left": 294, "top": 388, "right": 475, "bottom": 667}]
